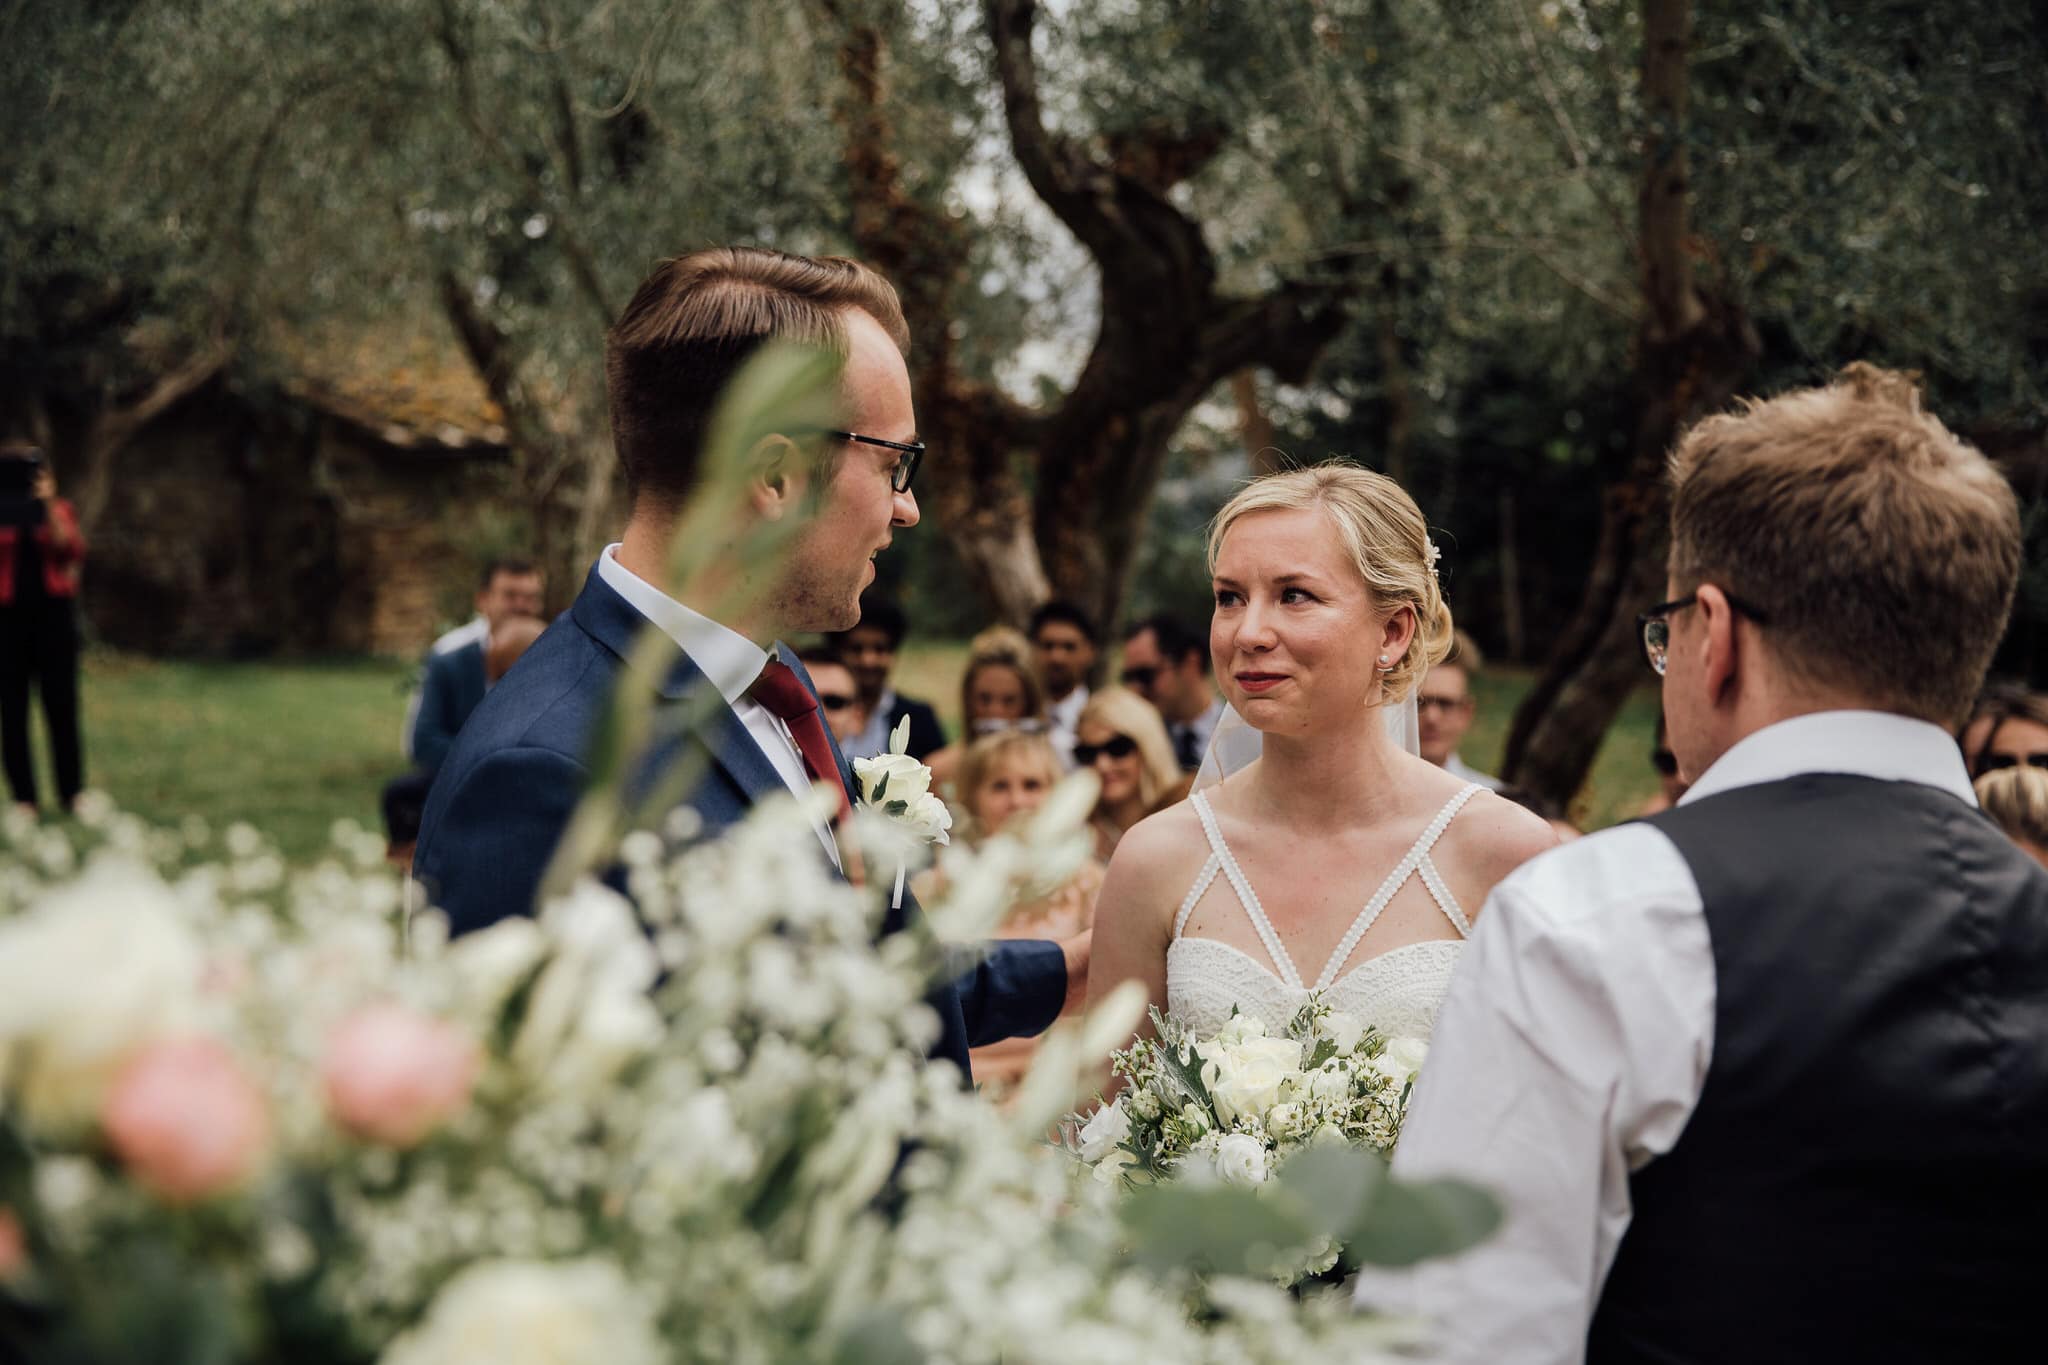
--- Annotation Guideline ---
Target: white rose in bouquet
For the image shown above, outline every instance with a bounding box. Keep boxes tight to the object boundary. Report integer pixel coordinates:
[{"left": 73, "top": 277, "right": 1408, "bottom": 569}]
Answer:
[
  {"left": 1211, "top": 1132, "right": 1270, "bottom": 1187},
  {"left": 379, "top": 1257, "right": 662, "bottom": 1365},
  {"left": 1201, "top": 1034, "right": 1301, "bottom": 1126},
  {"left": 1370, "top": 1036, "right": 1430, "bottom": 1096},
  {"left": 1321, "top": 1009, "right": 1369, "bottom": 1053},
  {"left": 1214, "top": 1012, "right": 1269, "bottom": 1046},
  {"left": 1077, "top": 1095, "right": 1133, "bottom": 1162},
  {"left": 1304, "top": 1064, "right": 1353, "bottom": 1106}
]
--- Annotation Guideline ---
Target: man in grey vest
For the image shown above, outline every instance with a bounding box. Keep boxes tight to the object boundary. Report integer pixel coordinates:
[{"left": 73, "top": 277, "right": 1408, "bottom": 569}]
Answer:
[{"left": 1383, "top": 364, "right": 2048, "bottom": 1362}]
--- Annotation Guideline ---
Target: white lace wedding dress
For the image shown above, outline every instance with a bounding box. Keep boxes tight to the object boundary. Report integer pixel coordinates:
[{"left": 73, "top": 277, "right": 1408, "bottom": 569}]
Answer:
[{"left": 1165, "top": 785, "right": 1482, "bottom": 1039}]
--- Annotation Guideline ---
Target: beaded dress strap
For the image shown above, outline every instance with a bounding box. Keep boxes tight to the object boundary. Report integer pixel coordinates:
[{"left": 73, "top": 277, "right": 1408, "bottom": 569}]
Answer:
[
  {"left": 1312, "top": 784, "right": 1484, "bottom": 991},
  {"left": 1189, "top": 791, "right": 1305, "bottom": 990},
  {"left": 1172, "top": 855, "right": 1221, "bottom": 939}
]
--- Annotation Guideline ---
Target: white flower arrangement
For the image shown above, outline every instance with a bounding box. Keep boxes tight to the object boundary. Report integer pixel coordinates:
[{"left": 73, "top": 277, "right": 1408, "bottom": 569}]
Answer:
[
  {"left": 1068, "top": 1000, "right": 1433, "bottom": 1282},
  {"left": 852, "top": 714, "right": 953, "bottom": 907},
  {"left": 0, "top": 786, "right": 1488, "bottom": 1364}
]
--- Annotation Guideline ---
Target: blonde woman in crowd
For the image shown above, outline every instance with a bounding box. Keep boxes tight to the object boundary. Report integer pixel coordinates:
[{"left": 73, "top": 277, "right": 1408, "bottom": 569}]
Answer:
[
  {"left": 1075, "top": 685, "right": 1189, "bottom": 860},
  {"left": 919, "top": 729, "right": 1102, "bottom": 1094},
  {"left": 1975, "top": 764, "right": 2048, "bottom": 869},
  {"left": 924, "top": 626, "right": 1045, "bottom": 793}
]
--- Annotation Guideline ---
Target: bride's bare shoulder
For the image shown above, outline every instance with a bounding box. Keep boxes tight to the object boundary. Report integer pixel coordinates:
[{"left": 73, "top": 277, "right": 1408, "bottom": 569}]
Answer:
[
  {"left": 1438, "top": 789, "right": 1560, "bottom": 892},
  {"left": 1108, "top": 800, "right": 1208, "bottom": 879}
]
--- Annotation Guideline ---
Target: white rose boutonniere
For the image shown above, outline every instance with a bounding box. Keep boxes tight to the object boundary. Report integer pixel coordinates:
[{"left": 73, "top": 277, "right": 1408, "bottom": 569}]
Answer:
[{"left": 852, "top": 716, "right": 953, "bottom": 907}]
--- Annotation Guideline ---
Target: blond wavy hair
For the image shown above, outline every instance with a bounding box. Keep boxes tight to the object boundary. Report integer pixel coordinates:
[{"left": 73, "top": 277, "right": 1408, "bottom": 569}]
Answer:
[
  {"left": 1206, "top": 463, "right": 1454, "bottom": 704},
  {"left": 958, "top": 625, "right": 1045, "bottom": 727},
  {"left": 1975, "top": 766, "right": 2048, "bottom": 853},
  {"left": 1077, "top": 686, "right": 1183, "bottom": 810}
]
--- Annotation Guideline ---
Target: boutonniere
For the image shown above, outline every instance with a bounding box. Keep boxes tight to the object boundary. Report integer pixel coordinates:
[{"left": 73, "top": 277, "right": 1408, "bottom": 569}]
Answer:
[{"left": 852, "top": 716, "right": 952, "bottom": 908}]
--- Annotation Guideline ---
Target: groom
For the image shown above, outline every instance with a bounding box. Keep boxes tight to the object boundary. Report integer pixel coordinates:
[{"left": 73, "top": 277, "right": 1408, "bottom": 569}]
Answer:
[
  {"left": 413, "top": 246, "right": 1081, "bottom": 1079},
  {"left": 1384, "top": 364, "right": 2048, "bottom": 1362}
]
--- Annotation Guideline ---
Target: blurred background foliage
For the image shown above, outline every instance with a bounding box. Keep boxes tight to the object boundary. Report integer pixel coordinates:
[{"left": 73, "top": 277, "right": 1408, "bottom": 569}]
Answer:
[{"left": 4, "top": 0, "right": 2044, "bottom": 800}]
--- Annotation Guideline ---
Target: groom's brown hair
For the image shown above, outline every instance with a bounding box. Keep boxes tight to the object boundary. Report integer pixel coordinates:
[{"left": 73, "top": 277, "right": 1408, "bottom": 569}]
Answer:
[
  {"left": 605, "top": 247, "right": 910, "bottom": 513},
  {"left": 1667, "top": 362, "right": 2020, "bottom": 725}
]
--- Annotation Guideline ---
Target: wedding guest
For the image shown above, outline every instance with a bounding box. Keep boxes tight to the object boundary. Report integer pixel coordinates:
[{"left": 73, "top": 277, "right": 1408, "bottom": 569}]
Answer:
[
  {"left": 1031, "top": 600, "right": 1098, "bottom": 765},
  {"left": 797, "top": 647, "right": 868, "bottom": 748},
  {"left": 943, "top": 730, "right": 1103, "bottom": 1092},
  {"left": 0, "top": 444, "right": 86, "bottom": 815},
  {"left": 404, "top": 557, "right": 545, "bottom": 764},
  {"left": 830, "top": 592, "right": 944, "bottom": 761},
  {"left": 1418, "top": 630, "right": 1502, "bottom": 789},
  {"left": 1975, "top": 765, "right": 2048, "bottom": 869},
  {"left": 1958, "top": 680, "right": 2048, "bottom": 779},
  {"left": 413, "top": 245, "right": 1077, "bottom": 1082},
  {"left": 1121, "top": 614, "right": 1225, "bottom": 772},
  {"left": 1637, "top": 713, "right": 1689, "bottom": 815},
  {"left": 413, "top": 611, "right": 547, "bottom": 777},
  {"left": 484, "top": 616, "right": 548, "bottom": 685},
  {"left": 1076, "top": 686, "right": 1186, "bottom": 859},
  {"left": 923, "top": 626, "right": 1046, "bottom": 792},
  {"left": 1381, "top": 363, "right": 2047, "bottom": 1363}
]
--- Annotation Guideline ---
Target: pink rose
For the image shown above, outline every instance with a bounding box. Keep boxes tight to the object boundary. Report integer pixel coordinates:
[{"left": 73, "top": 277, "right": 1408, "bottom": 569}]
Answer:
[
  {"left": 0, "top": 1206, "right": 26, "bottom": 1280},
  {"left": 321, "top": 1003, "right": 479, "bottom": 1148},
  {"left": 101, "top": 1039, "right": 269, "bottom": 1203}
]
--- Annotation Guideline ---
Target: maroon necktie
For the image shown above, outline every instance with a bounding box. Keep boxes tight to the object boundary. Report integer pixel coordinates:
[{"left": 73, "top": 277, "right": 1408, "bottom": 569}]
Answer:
[{"left": 748, "top": 660, "right": 854, "bottom": 821}]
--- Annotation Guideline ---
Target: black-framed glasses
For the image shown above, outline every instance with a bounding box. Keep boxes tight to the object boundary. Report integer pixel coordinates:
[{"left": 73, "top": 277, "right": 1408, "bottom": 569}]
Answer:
[
  {"left": 1636, "top": 591, "right": 1772, "bottom": 676},
  {"left": 828, "top": 430, "right": 924, "bottom": 493},
  {"left": 1073, "top": 735, "right": 1139, "bottom": 766}
]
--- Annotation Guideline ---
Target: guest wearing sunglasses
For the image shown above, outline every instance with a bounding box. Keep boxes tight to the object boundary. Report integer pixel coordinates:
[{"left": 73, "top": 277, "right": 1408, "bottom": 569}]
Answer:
[
  {"left": 922, "top": 626, "right": 1046, "bottom": 793},
  {"left": 1958, "top": 680, "right": 2048, "bottom": 778},
  {"left": 1120, "top": 614, "right": 1224, "bottom": 772},
  {"left": 1075, "top": 686, "right": 1188, "bottom": 859},
  {"left": 796, "top": 648, "right": 869, "bottom": 748}
]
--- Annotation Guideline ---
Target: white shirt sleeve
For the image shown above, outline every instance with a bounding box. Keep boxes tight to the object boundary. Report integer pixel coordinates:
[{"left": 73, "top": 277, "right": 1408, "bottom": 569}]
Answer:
[{"left": 1367, "top": 823, "right": 1716, "bottom": 1364}]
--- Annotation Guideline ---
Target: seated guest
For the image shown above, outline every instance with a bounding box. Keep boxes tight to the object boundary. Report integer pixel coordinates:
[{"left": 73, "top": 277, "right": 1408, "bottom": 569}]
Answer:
[
  {"left": 414, "top": 614, "right": 545, "bottom": 776},
  {"left": 1121, "top": 614, "right": 1225, "bottom": 772},
  {"left": 831, "top": 592, "right": 944, "bottom": 761},
  {"left": 924, "top": 626, "right": 1046, "bottom": 792},
  {"left": 1417, "top": 630, "right": 1501, "bottom": 789},
  {"left": 404, "top": 556, "right": 545, "bottom": 760},
  {"left": 797, "top": 647, "right": 869, "bottom": 748},
  {"left": 1031, "top": 600, "right": 1099, "bottom": 765},
  {"left": 380, "top": 769, "right": 434, "bottom": 873},
  {"left": 1975, "top": 765, "right": 2048, "bottom": 869},
  {"left": 1958, "top": 680, "right": 2048, "bottom": 778},
  {"left": 938, "top": 730, "right": 1104, "bottom": 1094},
  {"left": 1075, "top": 686, "right": 1187, "bottom": 859}
]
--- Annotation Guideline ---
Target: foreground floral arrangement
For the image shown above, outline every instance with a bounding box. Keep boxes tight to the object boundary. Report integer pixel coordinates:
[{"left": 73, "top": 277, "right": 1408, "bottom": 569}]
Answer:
[{"left": 0, "top": 778, "right": 1491, "bottom": 1364}]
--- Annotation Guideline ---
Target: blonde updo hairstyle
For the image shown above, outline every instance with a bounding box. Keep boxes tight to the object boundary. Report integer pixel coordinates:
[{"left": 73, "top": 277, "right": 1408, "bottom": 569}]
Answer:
[
  {"left": 1206, "top": 463, "right": 1455, "bottom": 704},
  {"left": 958, "top": 625, "right": 1045, "bottom": 727}
]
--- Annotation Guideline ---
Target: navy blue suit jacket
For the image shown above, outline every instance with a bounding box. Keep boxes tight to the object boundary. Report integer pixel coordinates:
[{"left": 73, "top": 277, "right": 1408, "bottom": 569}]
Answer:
[
  {"left": 411, "top": 640, "right": 488, "bottom": 775},
  {"left": 413, "top": 563, "right": 1067, "bottom": 1078}
]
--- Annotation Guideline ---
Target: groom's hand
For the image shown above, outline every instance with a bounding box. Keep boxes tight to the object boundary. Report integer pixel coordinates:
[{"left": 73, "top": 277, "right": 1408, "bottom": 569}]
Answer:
[{"left": 1058, "top": 930, "right": 1092, "bottom": 1015}]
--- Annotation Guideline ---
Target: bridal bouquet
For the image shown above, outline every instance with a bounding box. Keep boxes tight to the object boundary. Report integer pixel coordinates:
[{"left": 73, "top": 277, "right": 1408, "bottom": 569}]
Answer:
[{"left": 1075, "top": 1001, "right": 1427, "bottom": 1190}]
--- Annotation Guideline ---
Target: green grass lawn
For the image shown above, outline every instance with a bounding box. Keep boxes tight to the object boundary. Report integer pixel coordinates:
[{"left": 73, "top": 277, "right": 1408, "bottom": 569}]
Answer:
[{"left": 25, "top": 646, "right": 1661, "bottom": 864}]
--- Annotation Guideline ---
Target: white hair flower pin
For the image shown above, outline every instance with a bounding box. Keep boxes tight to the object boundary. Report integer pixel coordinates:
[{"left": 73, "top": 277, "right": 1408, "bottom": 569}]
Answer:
[{"left": 1425, "top": 538, "right": 1442, "bottom": 574}]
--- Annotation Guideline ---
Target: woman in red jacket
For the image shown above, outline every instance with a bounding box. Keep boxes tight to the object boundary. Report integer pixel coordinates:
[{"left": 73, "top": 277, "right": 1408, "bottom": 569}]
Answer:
[{"left": 0, "top": 444, "right": 86, "bottom": 814}]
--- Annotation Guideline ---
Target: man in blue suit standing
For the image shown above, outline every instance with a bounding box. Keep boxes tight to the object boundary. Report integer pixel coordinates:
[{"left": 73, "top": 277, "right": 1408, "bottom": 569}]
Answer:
[{"left": 413, "top": 246, "right": 1082, "bottom": 1079}]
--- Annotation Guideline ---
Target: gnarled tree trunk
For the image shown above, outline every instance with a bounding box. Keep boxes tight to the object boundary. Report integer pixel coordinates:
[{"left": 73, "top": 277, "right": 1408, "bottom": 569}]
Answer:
[{"left": 1502, "top": 0, "right": 1758, "bottom": 804}]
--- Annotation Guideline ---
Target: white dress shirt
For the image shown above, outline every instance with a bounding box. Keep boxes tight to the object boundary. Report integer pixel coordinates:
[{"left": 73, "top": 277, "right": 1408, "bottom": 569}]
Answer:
[
  {"left": 1372, "top": 710, "right": 1978, "bottom": 1363},
  {"left": 1047, "top": 684, "right": 1091, "bottom": 769},
  {"left": 844, "top": 687, "right": 900, "bottom": 762},
  {"left": 597, "top": 547, "right": 839, "bottom": 867}
]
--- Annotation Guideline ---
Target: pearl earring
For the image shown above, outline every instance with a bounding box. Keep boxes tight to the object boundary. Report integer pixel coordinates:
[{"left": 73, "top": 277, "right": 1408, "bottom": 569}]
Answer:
[{"left": 1377, "top": 654, "right": 1392, "bottom": 671}]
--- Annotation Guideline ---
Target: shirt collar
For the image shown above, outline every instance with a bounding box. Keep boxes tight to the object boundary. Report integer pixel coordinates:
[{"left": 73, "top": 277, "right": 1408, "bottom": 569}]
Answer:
[
  {"left": 596, "top": 545, "right": 767, "bottom": 706},
  {"left": 1679, "top": 709, "right": 1976, "bottom": 809}
]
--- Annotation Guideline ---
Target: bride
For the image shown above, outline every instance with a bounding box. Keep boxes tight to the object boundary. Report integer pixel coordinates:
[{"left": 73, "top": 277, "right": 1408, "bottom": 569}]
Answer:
[{"left": 1089, "top": 465, "right": 1555, "bottom": 1046}]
